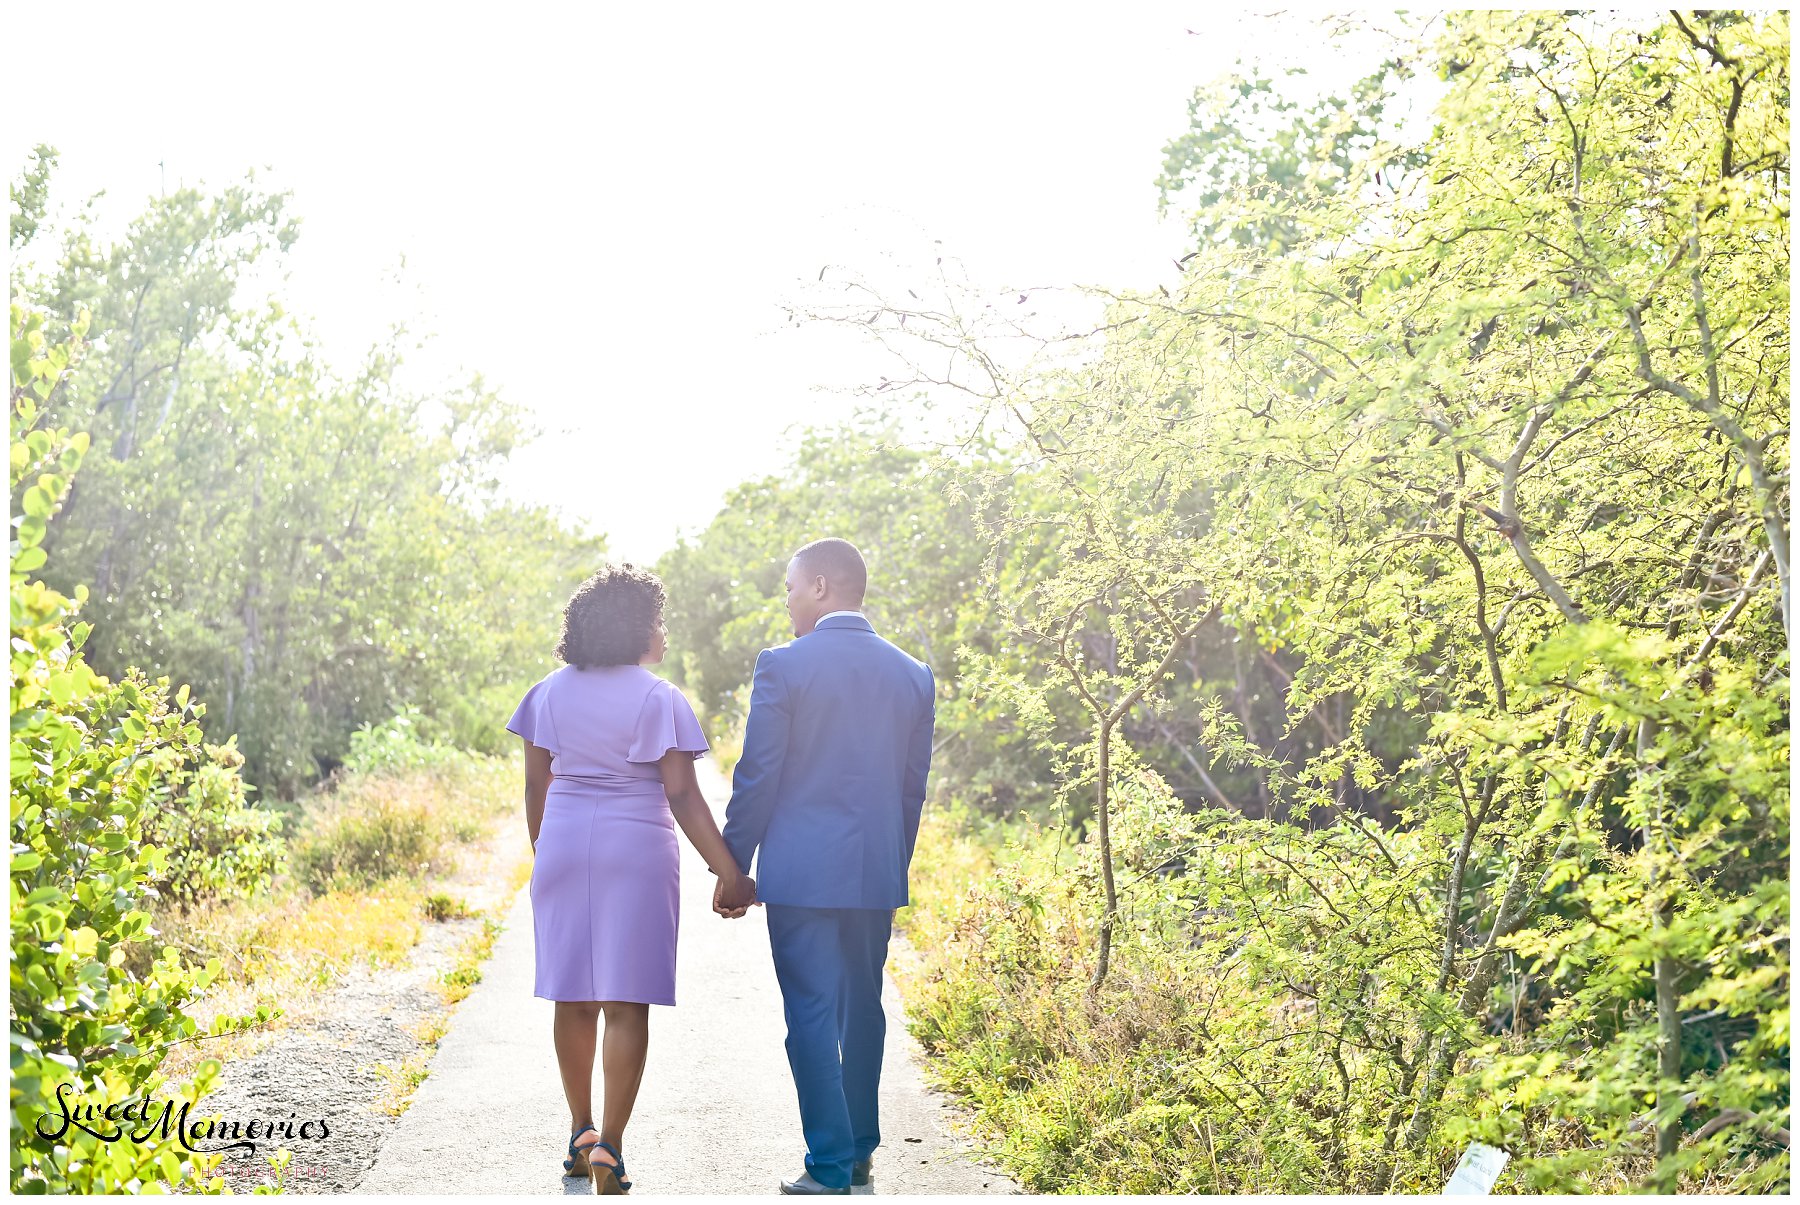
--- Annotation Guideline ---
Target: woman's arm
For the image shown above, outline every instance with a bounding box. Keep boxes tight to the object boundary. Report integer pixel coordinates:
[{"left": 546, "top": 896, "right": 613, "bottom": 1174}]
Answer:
[
  {"left": 523, "top": 740, "right": 554, "bottom": 850},
  {"left": 658, "top": 750, "right": 755, "bottom": 910}
]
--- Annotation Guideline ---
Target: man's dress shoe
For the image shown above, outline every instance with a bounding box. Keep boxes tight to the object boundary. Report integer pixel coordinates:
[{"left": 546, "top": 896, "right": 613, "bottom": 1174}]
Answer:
[
  {"left": 852, "top": 1158, "right": 873, "bottom": 1187},
  {"left": 779, "top": 1171, "right": 850, "bottom": 1195}
]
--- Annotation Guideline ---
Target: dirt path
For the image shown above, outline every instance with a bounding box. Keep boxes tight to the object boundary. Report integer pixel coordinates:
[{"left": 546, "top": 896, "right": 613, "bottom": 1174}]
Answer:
[
  {"left": 353, "top": 763, "right": 1017, "bottom": 1195},
  {"left": 182, "top": 915, "right": 488, "bottom": 1194}
]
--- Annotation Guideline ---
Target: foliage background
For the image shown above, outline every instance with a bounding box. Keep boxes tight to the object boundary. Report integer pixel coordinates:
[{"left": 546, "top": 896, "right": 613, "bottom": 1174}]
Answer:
[{"left": 8, "top": 7, "right": 1787, "bottom": 1196}]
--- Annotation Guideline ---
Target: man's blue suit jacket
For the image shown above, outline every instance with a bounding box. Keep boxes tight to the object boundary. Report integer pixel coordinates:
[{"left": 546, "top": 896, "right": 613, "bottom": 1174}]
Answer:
[{"left": 722, "top": 613, "right": 936, "bottom": 909}]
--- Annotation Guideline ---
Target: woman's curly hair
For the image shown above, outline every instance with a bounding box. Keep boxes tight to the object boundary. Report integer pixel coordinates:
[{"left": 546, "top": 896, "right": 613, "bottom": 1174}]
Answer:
[{"left": 555, "top": 563, "right": 666, "bottom": 668}]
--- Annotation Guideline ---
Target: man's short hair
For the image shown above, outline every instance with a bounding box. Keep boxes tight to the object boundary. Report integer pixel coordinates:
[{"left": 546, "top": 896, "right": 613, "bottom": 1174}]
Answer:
[{"left": 793, "top": 537, "right": 868, "bottom": 601}]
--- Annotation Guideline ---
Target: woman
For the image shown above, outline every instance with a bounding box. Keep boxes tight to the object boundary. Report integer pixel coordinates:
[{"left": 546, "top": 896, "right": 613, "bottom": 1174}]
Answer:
[{"left": 506, "top": 563, "right": 754, "bottom": 1195}]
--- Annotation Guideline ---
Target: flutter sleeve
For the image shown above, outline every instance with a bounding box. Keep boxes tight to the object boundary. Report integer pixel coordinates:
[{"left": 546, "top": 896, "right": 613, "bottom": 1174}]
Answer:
[
  {"left": 506, "top": 678, "right": 561, "bottom": 755},
  {"left": 626, "top": 679, "right": 710, "bottom": 763}
]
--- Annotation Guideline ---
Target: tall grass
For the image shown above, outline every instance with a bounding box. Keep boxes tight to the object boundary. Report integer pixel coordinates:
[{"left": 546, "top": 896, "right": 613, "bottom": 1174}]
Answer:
[
  {"left": 288, "top": 752, "right": 512, "bottom": 891},
  {"left": 896, "top": 789, "right": 1785, "bottom": 1194}
]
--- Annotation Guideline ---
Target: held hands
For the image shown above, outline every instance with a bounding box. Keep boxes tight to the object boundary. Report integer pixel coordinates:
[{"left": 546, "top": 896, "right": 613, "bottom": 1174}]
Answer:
[{"left": 713, "top": 872, "right": 758, "bottom": 919}]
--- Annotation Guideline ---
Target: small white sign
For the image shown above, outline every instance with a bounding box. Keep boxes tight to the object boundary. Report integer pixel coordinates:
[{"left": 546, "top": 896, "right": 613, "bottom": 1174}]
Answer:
[{"left": 1443, "top": 1142, "right": 1511, "bottom": 1195}]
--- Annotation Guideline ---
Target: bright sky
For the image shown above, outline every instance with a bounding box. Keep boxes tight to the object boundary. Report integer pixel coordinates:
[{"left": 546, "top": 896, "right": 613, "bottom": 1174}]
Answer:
[{"left": 8, "top": 3, "right": 1401, "bottom": 563}]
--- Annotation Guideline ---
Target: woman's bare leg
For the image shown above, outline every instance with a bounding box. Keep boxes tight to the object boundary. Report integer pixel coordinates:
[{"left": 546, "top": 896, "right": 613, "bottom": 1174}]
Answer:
[
  {"left": 553, "top": 1000, "right": 603, "bottom": 1135},
  {"left": 598, "top": 1001, "right": 650, "bottom": 1155}
]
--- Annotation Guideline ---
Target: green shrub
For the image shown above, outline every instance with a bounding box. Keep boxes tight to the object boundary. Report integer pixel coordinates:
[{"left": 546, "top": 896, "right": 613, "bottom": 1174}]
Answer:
[
  {"left": 289, "top": 792, "right": 440, "bottom": 892},
  {"left": 139, "top": 738, "right": 287, "bottom": 908},
  {"left": 10, "top": 303, "right": 255, "bottom": 1193},
  {"left": 343, "top": 707, "right": 481, "bottom": 779}
]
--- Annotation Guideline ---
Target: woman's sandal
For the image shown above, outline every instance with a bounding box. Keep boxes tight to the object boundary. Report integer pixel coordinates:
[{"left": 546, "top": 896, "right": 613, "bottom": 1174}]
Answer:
[
  {"left": 563, "top": 1127, "right": 600, "bottom": 1178},
  {"left": 588, "top": 1140, "right": 632, "bottom": 1195}
]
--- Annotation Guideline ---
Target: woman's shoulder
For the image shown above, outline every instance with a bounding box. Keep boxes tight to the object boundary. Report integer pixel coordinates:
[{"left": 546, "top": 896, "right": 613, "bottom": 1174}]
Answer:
[
  {"left": 635, "top": 669, "right": 690, "bottom": 700},
  {"left": 531, "top": 663, "right": 577, "bottom": 691},
  {"left": 628, "top": 671, "right": 705, "bottom": 717}
]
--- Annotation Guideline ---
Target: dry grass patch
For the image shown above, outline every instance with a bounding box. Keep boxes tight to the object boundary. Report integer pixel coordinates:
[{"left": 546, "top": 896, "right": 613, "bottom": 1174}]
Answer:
[{"left": 155, "top": 757, "right": 529, "bottom": 1084}]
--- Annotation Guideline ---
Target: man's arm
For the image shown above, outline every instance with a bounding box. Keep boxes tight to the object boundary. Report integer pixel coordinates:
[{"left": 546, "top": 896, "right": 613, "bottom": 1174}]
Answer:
[
  {"left": 722, "top": 648, "right": 790, "bottom": 874},
  {"left": 900, "top": 666, "right": 936, "bottom": 867}
]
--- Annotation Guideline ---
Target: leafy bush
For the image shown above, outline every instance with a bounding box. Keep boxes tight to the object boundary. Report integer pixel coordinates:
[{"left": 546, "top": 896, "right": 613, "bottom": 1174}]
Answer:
[
  {"left": 289, "top": 793, "right": 440, "bottom": 892},
  {"left": 343, "top": 706, "right": 482, "bottom": 779},
  {"left": 9, "top": 303, "right": 255, "bottom": 1192},
  {"left": 139, "top": 738, "right": 287, "bottom": 908}
]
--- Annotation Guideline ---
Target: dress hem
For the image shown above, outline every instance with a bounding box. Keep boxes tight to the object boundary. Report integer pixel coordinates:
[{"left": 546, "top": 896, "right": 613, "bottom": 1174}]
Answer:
[{"left": 533, "top": 992, "right": 677, "bottom": 1007}]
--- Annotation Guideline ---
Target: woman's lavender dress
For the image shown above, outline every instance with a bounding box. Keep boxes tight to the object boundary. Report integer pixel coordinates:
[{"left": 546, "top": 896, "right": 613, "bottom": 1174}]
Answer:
[{"left": 506, "top": 665, "right": 708, "bottom": 1004}]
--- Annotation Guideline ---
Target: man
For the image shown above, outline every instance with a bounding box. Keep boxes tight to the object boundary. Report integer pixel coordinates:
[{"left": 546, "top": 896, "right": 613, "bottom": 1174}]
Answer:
[{"left": 718, "top": 537, "right": 936, "bottom": 1195}]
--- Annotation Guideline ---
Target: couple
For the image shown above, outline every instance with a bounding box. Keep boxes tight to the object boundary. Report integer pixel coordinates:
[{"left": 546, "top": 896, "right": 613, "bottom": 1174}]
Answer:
[{"left": 506, "top": 538, "right": 935, "bottom": 1196}]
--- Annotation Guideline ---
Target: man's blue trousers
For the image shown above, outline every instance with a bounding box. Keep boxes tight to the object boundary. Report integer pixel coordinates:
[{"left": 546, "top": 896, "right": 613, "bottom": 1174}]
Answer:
[{"left": 765, "top": 904, "right": 893, "bottom": 1190}]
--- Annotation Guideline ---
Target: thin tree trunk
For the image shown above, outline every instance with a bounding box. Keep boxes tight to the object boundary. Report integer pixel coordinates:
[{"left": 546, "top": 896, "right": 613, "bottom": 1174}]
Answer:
[
  {"left": 1063, "top": 611, "right": 1200, "bottom": 996},
  {"left": 1090, "top": 718, "right": 1117, "bottom": 993},
  {"left": 230, "top": 459, "right": 264, "bottom": 737},
  {"left": 1640, "top": 715, "right": 1684, "bottom": 1170}
]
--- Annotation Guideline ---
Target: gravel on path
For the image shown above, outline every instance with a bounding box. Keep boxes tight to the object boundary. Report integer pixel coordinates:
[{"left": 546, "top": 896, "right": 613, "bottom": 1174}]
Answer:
[
  {"left": 182, "top": 913, "right": 488, "bottom": 1194},
  {"left": 353, "top": 762, "right": 1018, "bottom": 1196}
]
